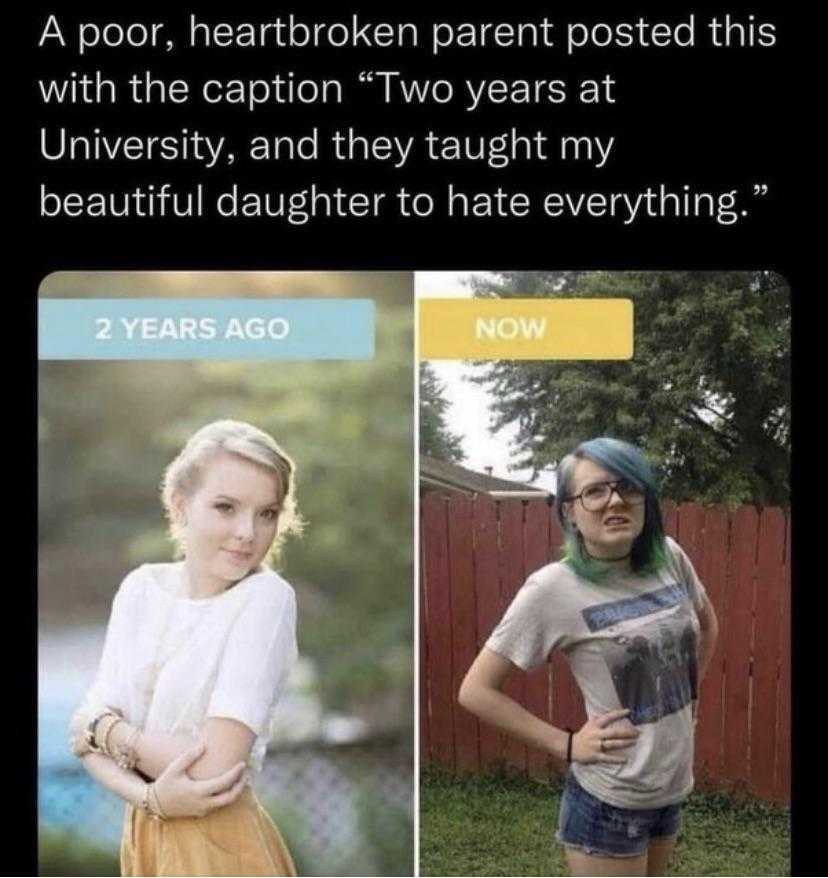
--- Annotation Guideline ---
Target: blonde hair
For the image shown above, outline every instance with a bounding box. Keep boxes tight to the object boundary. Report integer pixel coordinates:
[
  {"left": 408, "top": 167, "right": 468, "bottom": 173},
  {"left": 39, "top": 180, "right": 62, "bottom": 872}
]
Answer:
[{"left": 161, "top": 420, "right": 302, "bottom": 560}]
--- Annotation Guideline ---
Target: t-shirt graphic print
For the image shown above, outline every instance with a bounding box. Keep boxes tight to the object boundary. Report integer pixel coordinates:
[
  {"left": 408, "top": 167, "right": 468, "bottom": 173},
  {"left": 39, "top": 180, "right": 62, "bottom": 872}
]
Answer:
[{"left": 582, "top": 583, "right": 699, "bottom": 726}]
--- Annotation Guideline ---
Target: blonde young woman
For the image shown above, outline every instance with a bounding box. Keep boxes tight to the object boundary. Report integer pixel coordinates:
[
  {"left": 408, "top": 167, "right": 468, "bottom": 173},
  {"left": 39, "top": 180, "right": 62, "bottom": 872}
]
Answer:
[
  {"left": 70, "top": 420, "right": 302, "bottom": 876},
  {"left": 460, "top": 438, "right": 719, "bottom": 877}
]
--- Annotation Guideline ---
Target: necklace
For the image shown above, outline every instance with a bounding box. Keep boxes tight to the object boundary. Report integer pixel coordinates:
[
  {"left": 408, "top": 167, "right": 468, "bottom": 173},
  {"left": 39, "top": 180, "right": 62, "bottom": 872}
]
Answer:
[{"left": 584, "top": 548, "right": 632, "bottom": 563}]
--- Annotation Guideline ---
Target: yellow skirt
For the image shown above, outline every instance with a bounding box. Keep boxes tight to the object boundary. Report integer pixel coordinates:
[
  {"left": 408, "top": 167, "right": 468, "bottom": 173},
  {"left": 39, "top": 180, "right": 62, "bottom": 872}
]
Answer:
[{"left": 120, "top": 787, "right": 297, "bottom": 877}]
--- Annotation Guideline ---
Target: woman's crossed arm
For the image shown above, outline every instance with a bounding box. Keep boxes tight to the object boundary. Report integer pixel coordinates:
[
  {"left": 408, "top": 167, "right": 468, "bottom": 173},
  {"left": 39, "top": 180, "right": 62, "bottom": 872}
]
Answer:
[{"left": 71, "top": 709, "right": 254, "bottom": 817}]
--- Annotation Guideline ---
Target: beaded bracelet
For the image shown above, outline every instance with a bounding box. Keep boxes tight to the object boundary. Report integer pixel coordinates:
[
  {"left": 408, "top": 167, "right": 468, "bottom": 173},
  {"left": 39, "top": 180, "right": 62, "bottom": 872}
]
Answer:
[
  {"left": 140, "top": 782, "right": 167, "bottom": 821},
  {"left": 139, "top": 783, "right": 153, "bottom": 817},
  {"left": 100, "top": 715, "right": 121, "bottom": 758},
  {"left": 113, "top": 725, "right": 141, "bottom": 772},
  {"left": 149, "top": 783, "right": 168, "bottom": 821}
]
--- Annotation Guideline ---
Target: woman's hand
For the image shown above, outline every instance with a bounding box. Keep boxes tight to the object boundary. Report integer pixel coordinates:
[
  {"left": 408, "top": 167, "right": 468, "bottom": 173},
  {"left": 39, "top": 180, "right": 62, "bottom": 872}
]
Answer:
[
  {"left": 68, "top": 705, "right": 93, "bottom": 755},
  {"left": 152, "top": 742, "right": 248, "bottom": 819},
  {"left": 572, "top": 709, "right": 640, "bottom": 764},
  {"left": 68, "top": 704, "right": 123, "bottom": 757}
]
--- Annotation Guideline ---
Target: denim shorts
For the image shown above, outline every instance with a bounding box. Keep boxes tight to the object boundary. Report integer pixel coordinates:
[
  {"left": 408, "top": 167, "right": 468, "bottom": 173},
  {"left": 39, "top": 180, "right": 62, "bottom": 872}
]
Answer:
[{"left": 556, "top": 772, "right": 682, "bottom": 858}]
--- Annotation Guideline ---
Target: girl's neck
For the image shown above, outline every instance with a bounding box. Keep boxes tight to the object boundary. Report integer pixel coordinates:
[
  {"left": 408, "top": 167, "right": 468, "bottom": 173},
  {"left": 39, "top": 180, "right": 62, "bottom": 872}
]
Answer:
[
  {"left": 582, "top": 543, "right": 633, "bottom": 569},
  {"left": 181, "top": 561, "right": 228, "bottom": 600}
]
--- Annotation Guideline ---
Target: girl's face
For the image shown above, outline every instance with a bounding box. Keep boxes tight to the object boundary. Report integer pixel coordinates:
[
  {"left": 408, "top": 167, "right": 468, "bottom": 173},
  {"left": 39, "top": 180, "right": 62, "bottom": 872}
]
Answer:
[
  {"left": 176, "top": 452, "right": 282, "bottom": 595},
  {"left": 565, "top": 458, "right": 646, "bottom": 560}
]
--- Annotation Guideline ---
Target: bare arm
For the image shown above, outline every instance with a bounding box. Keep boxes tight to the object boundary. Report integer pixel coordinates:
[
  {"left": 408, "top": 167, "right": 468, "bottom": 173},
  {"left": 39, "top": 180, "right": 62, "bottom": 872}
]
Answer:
[
  {"left": 185, "top": 719, "right": 256, "bottom": 780},
  {"left": 112, "top": 717, "right": 253, "bottom": 779},
  {"left": 71, "top": 708, "right": 252, "bottom": 817},
  {"left": 120, "top": 727, "right": 198, "bottom": 780},
  {"left": 79, "top": 740, "right": 247, "bottom": 819},
  {"left": 458, "top": 647, "right": 638, "bottom": 764},
  {"left": 81, "top": 751, "right": 147, "bottom": 807},
  {"left": 74, "top": 708, "right": 255, "bottom": 781},
  {"left": 459, "top": 648, "right": 570, "bottom": 759}
]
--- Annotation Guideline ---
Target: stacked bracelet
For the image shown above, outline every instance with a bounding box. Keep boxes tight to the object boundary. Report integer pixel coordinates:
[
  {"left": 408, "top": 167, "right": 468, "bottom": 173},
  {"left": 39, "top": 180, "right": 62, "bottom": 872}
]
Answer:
[
  {"left": 71, "top": 709, "right": 143, "bottom": 773},
  {"left": 100, "top": 716, "right": 121, "bottom": 758},
  {"left": 149, "top": 783, "right": 167, "bottom": 820},
  {"left": 113, "top": 725, "right": 141, "bottom": 772},
  {"left": 140, "top": 782, "right": 167, "bottom": 821},
  {"left": 85, "top": 709, "right": 119, "bottom": 754},
  {"left": 139, "top": 783, "right": 153, "bottom": 817}
]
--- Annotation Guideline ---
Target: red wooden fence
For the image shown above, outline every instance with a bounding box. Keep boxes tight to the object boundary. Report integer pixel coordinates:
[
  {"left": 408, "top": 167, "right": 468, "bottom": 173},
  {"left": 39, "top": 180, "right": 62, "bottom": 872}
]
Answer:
[{"left": 420, "top": 495, "right": 791, "bottom": 806}]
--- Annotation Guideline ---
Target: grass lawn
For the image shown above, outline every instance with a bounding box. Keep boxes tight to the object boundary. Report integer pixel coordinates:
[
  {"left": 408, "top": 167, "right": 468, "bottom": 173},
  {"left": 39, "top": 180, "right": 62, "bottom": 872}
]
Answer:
[{"left": 420, "top": 769, "right": 789, "bottom": 877}]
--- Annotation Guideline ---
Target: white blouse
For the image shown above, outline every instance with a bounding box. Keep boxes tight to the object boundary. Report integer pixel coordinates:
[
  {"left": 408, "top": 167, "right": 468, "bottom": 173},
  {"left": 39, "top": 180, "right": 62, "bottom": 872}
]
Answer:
[{"left": 79, "top": 563, "right": 298, "bottom": 772}]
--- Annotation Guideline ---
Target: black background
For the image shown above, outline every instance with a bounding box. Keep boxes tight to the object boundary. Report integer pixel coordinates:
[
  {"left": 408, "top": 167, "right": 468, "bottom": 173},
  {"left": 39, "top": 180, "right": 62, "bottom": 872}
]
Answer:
[{"left": 20, "top": 2, "right": 813, "bottom": 875}]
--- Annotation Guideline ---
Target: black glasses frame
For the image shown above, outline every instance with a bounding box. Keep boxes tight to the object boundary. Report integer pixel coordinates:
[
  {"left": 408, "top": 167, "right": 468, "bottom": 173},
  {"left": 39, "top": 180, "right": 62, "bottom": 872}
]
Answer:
[{"left": 564, "top": 479, "right": 645, "bottom": 511}]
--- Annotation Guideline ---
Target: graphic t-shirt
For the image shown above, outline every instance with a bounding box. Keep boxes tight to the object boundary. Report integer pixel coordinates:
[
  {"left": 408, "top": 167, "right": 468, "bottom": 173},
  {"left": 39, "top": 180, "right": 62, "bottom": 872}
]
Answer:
[{"left": 486, "top": 537, "right": 706, "bottom": 809}]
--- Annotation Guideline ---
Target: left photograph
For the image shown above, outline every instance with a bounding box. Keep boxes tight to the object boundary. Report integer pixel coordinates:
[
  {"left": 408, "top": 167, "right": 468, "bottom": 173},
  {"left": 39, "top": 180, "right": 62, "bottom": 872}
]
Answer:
[{"left": 38, "top": 271, "right": 414, "bottom": 877}]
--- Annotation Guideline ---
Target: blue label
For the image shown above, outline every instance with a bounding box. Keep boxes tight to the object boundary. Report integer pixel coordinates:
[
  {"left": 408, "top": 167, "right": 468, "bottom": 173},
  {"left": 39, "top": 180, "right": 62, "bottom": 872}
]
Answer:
[
  {"left": 581, "top": 582, "right": 687, "bottom": 632},
  {"left": 38, "top": 299, "right": 375, "bottom": 360}
]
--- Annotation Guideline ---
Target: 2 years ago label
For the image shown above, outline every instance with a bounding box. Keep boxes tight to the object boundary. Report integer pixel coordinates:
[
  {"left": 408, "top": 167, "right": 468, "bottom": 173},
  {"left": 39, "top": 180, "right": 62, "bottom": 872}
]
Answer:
[{"left": 94, "top": 315, "right": 290, "bottom": 341}]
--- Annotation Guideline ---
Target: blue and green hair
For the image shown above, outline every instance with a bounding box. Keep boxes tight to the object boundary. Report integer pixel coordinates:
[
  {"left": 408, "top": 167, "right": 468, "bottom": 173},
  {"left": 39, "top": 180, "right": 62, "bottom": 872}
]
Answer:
[{"left": 554, "top": 437, "right": 668, "bottom": 581}]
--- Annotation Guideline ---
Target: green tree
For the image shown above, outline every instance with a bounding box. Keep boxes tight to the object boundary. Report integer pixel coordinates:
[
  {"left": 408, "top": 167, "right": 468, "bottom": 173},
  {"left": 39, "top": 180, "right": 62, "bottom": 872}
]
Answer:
[
  {"left": 468, "top": 271, "right": 790, "bottom": 505},
  {"left": 419, "top": 362, "right": 465, "bottom": 463}
]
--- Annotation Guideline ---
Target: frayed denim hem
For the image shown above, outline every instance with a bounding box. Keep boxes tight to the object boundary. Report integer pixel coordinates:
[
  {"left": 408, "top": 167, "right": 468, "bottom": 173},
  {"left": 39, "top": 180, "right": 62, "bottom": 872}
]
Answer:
[{"left": 556, "top": 834, "right": 646, "bottom": 859}]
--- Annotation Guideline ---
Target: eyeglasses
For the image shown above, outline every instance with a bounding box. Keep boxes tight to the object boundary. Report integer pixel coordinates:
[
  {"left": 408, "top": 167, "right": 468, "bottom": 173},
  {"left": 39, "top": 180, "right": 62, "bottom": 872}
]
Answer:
[{"left": 565, "top": 479, "right": 645, "bottom": 512}]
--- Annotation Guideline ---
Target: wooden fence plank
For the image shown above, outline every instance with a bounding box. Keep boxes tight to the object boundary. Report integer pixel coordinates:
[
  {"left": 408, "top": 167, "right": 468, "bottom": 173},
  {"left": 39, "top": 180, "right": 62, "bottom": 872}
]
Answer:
[
  {"left": 775, "top": 515, "right": 791, "bottom": 804},
  {"left": 524, "top": 500, "right": 552, "bottom": 780},
  {"left": 419, "top": 516, "right": 430, "bottom": 767},
  {"left": 674, "top": 504, "right": 713, "bottom": 786},
  {"left": 499, "top": 501, "right": 528, "bottom": 774},
  {"left": 524, "top": 499, "right": 551, "bottom": 574},
  {"left": 677, "top": 503, "right": 705, "bottom": 574},
  {"left": 695, "top": 507, "right": 729, "bottom": 786},
  {"left": 750, "top": 507, "right": 786, "bottom": 800},
  {"left": 722, "top": 506, "right": 758, "bottom": 788},
  {"left": 549, "top": 515, "right": 565, "bottom": 560},
  {"left": 663, "top": 501, "right": 678, "bottom": 540},
  {"left": 447, "top": 494, "right": 480, "bottom": 773},
  {"left": 472, "top": 495, "right": 505, "bottom": 770},
  {"left": 421, "top": 493, "right": 455, "bottom": 769}
]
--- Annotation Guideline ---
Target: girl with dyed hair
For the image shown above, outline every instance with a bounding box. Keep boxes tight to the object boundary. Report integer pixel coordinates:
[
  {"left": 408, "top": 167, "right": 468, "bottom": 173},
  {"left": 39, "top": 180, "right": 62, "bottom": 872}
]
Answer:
[
  {"left": 69, "top": 420, "right": 302, "bottom": 876},
  {"left": 460, "top": 438, "right": 719, "bottom": 877}
]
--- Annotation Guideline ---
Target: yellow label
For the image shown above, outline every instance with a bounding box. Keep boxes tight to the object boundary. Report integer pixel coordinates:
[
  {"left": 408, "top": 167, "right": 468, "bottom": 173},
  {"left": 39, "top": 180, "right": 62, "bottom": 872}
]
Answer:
[{"left": 419, "top": 299, "right": 633, "bottom": 360}]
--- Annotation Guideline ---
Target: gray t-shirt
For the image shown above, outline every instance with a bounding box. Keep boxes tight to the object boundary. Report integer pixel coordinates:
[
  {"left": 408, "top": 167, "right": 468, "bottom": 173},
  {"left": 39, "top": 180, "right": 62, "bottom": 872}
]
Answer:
[{"left": 486, "top": 536, "right": 706, "bottom": 809}]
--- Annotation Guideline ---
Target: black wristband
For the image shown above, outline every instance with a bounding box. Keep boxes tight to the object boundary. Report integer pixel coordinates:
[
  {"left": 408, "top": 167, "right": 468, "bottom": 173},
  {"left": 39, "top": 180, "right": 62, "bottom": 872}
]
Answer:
[{"left": 566, "top": 728, "right": 574, "bottom": 763}]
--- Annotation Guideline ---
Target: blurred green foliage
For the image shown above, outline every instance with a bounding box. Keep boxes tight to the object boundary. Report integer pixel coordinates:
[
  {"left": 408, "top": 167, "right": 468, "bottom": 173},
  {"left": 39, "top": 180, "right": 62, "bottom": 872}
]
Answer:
[
  {"left": 39, "top": 827, "right": 119, "bottom": 876},
  {"left": 355, "top": 790, "right": 414, "bottom": 877},
  {"left": 39, "top": 274, "right": 413, "bottom": 722},
  {"left": 419, "top": 362, "right": 464, "bottom": 463},
  {"left": 258, "top": 799, "right": 315, "bottom": 877}
]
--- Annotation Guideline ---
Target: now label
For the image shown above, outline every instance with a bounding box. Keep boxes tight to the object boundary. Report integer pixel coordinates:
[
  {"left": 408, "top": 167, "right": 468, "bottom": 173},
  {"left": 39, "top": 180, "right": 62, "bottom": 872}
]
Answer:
[{"left": 419, "top": 298, "right": 633, "bottom": 360}]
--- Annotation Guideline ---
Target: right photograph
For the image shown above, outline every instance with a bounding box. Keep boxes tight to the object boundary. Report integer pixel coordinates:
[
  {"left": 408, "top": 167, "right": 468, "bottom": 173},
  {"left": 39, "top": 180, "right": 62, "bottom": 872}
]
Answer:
[{"left": 417, "top": 271, "right": 790, "bottom": 877}]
